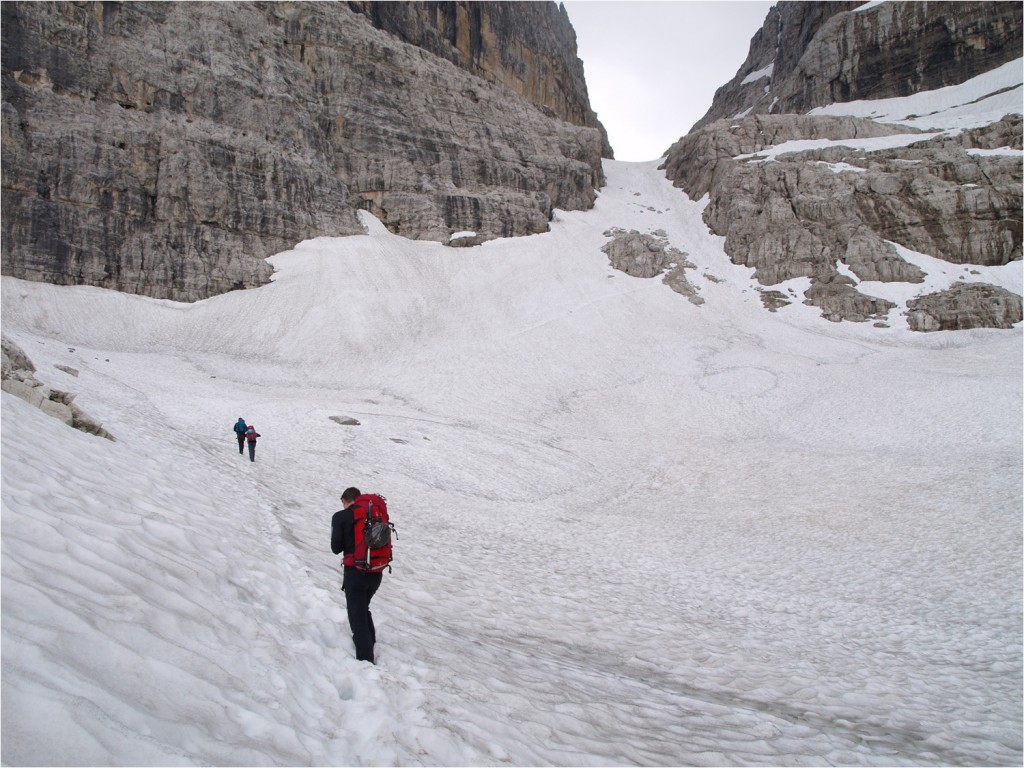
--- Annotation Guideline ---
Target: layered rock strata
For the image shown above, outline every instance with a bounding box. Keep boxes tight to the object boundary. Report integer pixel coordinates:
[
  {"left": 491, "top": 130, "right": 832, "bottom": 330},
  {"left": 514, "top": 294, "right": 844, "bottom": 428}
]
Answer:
[
  {"left": 693, "top": 1, "right": 1023, "bottom": 131},
  {"left": 2, "top": 1, "right": 607, "bottom": 301},
  {"left": 347, "top": 0, "right": 612, "bottom": 156},
  {"left": 664, "top": 113, "right": 1022, "bottom": 325},
  {"left": 665, "top": 0, "right": 1023, "bottom": 330}
]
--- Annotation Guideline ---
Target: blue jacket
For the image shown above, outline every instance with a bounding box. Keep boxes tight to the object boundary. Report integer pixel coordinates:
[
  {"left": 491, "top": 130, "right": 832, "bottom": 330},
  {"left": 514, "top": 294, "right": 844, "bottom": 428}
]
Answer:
[{"left": 233, "top": 418, "right": 247, "bottom": 435}]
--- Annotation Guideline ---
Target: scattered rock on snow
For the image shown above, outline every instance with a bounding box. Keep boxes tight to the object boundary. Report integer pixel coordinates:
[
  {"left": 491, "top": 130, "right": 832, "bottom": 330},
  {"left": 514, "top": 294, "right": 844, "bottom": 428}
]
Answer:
[
  {"left": 330, "top": 416, "right": 361, "bottom": 426},
  {"left": 757, "top": 289, "right": 792, "bottom": 312}
]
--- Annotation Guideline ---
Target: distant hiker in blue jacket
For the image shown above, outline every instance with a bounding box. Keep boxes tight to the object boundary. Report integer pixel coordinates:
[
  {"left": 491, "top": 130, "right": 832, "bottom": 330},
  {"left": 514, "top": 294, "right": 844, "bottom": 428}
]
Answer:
[
  {"left": 245, "top": 425, "right": 261, "bottom": 462},
  {"left": 233, "top": 417, "right": 247, "bottom": 454}
]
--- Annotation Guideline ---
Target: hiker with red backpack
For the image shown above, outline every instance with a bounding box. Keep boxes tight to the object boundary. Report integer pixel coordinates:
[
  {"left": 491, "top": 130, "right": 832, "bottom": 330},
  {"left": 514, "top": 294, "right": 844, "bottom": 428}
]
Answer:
[
  {"left": 331, "top": 487, "right": 395, "bottom": 664},
  {"left": 244, "top": 424, "right": 261, "bottom": 462}
]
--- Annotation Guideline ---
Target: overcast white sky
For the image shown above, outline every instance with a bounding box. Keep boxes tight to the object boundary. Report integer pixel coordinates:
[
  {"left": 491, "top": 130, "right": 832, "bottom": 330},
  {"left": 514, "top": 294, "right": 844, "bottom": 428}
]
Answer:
[{"left": 564, "top": 1, "right": 775, "bottom": 161}]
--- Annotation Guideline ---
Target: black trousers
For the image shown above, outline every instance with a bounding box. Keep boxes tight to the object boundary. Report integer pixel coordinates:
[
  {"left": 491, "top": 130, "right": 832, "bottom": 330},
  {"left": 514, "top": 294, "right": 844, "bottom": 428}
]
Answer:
[
  {"left": 343, "top": 568, "right": 383, "bottom": 663},
  {"left": 237, "top": 433, "right": 245, "bottom": 453},
  {"left": 247, "top": 440, "right": 256, "bottom": 461}
]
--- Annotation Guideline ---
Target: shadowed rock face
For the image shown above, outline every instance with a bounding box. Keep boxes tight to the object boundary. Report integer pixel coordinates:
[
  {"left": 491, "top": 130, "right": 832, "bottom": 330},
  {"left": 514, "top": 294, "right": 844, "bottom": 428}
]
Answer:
[
  {"left": 692, "top": 1, "right": 1023, "bottom": 132},
  {"left": 347, "top": 1, "right": 612, "bottom": 156},
  {"left": 1, "top": 1, "right": 608, "bottom": 301}
]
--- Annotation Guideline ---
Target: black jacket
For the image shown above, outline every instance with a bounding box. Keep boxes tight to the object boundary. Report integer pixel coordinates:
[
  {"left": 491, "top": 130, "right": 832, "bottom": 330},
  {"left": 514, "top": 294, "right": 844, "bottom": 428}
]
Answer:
[
  {"left": 331, "top": 507, "right": 355, "bottom": 556},
  {"left": 332, "top": 507, "right": 381, "bottom": 590}
]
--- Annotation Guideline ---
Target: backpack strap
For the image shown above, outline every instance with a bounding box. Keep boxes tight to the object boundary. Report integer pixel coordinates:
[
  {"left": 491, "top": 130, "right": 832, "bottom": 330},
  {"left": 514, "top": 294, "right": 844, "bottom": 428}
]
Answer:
[{"left": 342, "top": 504, "right": 366, "bottom": 568}]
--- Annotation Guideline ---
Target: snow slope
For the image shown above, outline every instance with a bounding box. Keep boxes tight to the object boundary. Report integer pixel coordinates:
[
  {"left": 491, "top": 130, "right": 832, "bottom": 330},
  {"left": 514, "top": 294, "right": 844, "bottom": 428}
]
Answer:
[
  {"left": 809, "top": 57, "right": 1024, "bottom": 131},
  {"left": 2, "top": 159, "right": 1021, "bottom": 766}
]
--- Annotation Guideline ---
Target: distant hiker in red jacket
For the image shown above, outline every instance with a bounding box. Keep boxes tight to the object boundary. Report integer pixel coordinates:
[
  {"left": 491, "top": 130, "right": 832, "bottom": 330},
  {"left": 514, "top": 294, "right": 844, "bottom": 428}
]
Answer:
[{"left": 245, "top": 425, "right": 261, "bottom": 462}]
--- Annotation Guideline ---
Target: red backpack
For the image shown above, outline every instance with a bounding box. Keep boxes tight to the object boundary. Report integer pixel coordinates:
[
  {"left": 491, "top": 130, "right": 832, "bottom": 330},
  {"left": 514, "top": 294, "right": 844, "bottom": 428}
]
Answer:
[{"left": 343, "top": 494, "right": 395, "bottom": 573}]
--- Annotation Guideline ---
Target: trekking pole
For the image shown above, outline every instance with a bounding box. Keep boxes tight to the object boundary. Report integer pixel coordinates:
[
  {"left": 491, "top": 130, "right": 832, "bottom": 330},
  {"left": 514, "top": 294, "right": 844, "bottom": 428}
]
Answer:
[{"left": 365, "top": 498, "right": 373, "bottom": 569}]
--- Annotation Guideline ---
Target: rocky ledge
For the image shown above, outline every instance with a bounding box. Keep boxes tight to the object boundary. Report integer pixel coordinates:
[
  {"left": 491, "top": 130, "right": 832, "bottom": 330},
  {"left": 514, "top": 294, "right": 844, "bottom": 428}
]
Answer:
[
  {"left": 1, "top": 337, "right": 114, "bottom": 439},
  {"left": 908, "top": 283, "right": 1023, "bottom": 331},
  {"left": 663, "top": 113, "right": 1022, "bottom": 328}
]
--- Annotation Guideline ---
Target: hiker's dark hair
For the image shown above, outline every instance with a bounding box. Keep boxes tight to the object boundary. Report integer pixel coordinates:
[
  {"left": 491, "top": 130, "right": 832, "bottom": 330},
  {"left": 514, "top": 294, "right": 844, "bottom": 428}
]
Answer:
[{"left": 342, "top": 487, "right": 362, "bottom": 503}]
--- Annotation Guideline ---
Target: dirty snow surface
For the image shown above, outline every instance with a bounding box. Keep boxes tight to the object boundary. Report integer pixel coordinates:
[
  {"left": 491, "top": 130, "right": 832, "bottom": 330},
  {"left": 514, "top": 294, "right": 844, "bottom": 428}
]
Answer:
[{"left": 2, "top": 159, "right": 1021, "bottom": 766}]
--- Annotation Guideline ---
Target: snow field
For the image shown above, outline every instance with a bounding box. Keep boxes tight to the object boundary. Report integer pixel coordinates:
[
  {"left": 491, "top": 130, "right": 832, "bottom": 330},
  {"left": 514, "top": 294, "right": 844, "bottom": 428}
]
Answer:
[{"left": 2, "top": 158, "right": 1021, "bottom": 766}]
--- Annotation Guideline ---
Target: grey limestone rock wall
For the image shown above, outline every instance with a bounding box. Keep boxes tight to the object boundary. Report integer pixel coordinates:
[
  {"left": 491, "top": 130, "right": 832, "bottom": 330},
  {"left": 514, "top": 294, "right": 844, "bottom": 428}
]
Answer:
[
  {"left": 1, "top": 1, "right": 607, "bottom": 301},
  {"left": 664, "top": 114, "right": 1022, "bottom": 325},
  {"left": 347, "top": 0, "right": 612, "bottom": 157},
  {"left": 692, "top": 1, "right": 1023, "bottom": 131},
  {"left": 664, "top": 0, "right": 1022, "bottom": 330}
]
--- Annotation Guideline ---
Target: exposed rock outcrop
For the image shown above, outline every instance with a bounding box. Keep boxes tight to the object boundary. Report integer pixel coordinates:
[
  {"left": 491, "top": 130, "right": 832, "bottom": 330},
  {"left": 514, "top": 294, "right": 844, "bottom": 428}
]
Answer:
[
  {"left": 602, "top": 228, "right": 703, "bottom": 305},
  {"left": 907, "top": 283, "right": 1023, "bottom": 331},
  {"left": 664, "top": 113, "right": 1022, "bottom": 323},
  {"left": 665, "top": 0, "right": 1022, "bottom": 331},
  {"left": 2, "top": 1, "right": 607, "bottom": 301},
  {"left": 1, "top": 337, "right": 114, "bottom": 439},
  {"left": 693, "top": 1, "right": 1023, "bottom": 131},
  {"left": 757, "top": 288, "right": 794, "bottom": 313}
]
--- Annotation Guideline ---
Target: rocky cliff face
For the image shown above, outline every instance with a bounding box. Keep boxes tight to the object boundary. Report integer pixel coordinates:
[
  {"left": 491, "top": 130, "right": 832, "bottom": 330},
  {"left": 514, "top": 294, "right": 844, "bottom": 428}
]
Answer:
[
  {"left": 665, "top": 1, "right": 1023, "bottom": 330},
  {"left": 348, "top": 1, "right": 612, "bottom": 156},
  {"left": 1, "top": 1, "right": 608, "bottom": 301},
  {"left": 693, "top": 1, "right": 1023, "bottom": 131}
]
